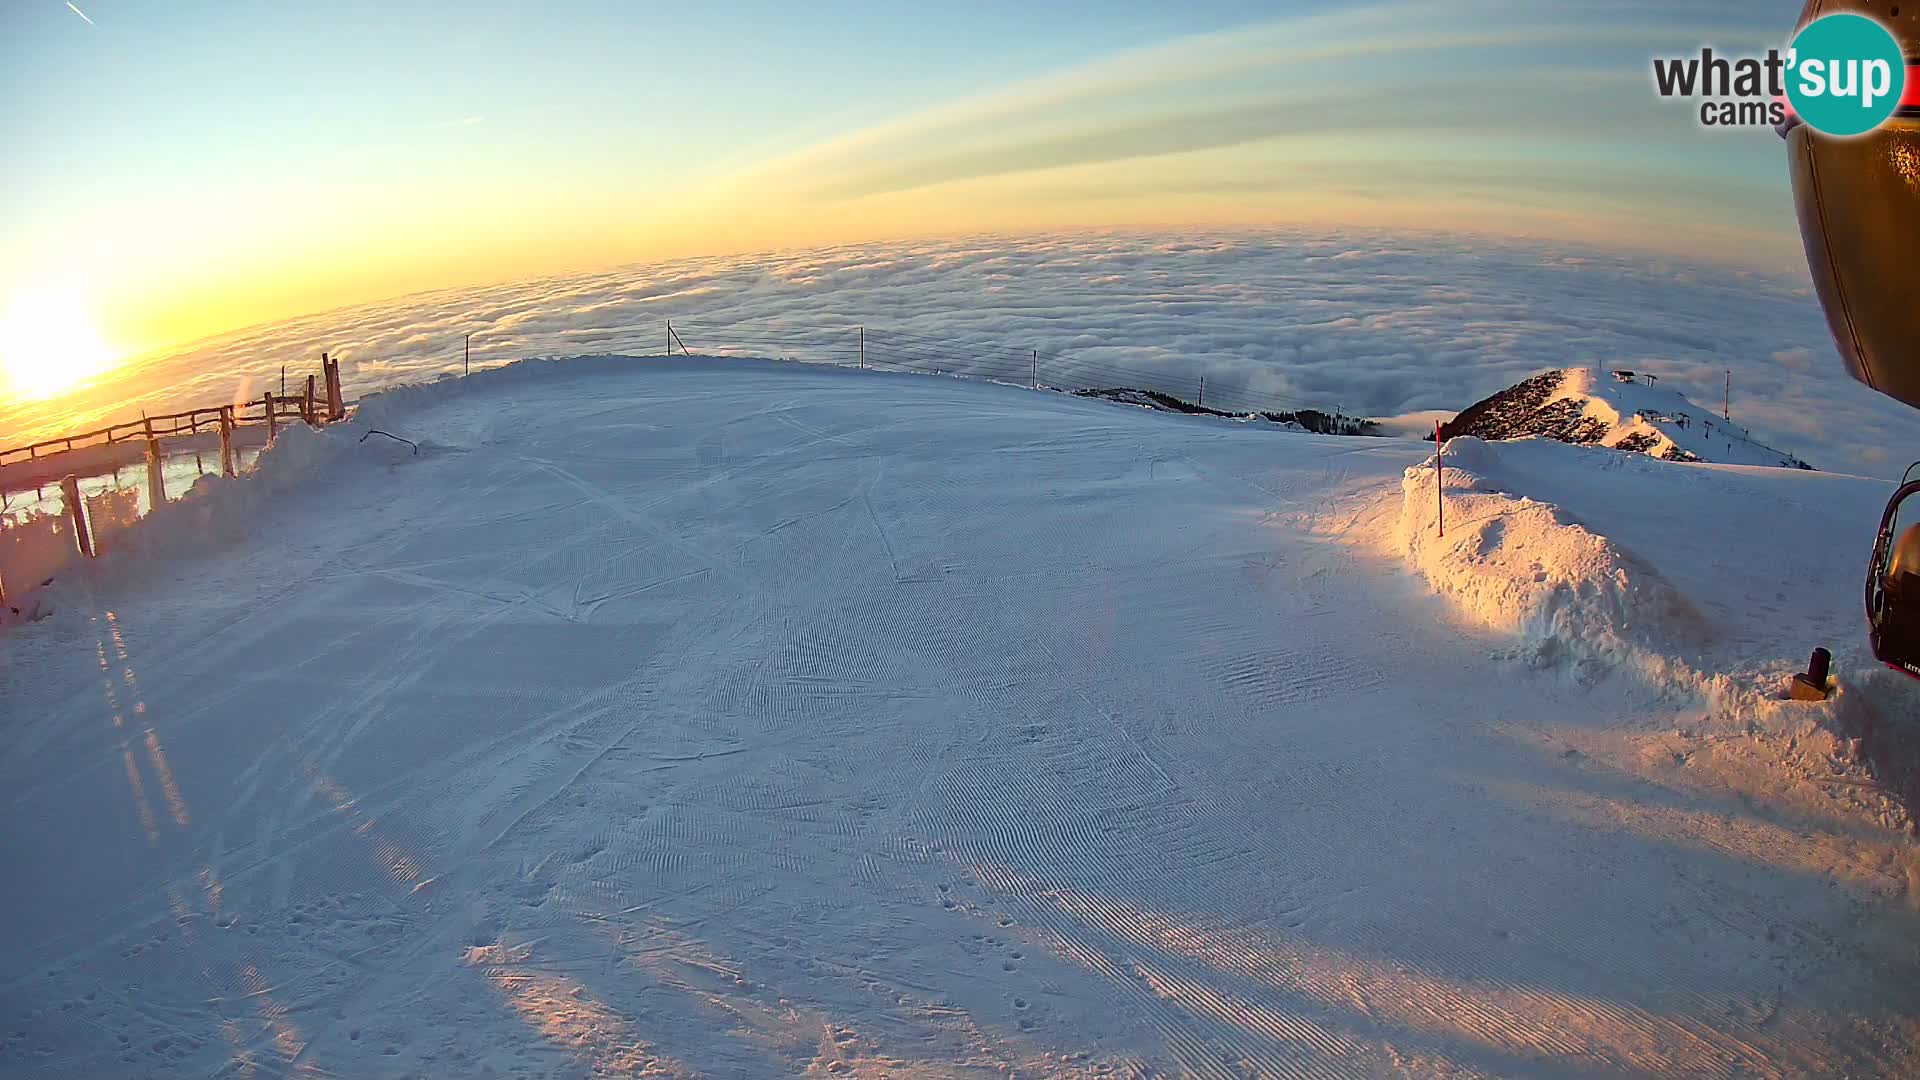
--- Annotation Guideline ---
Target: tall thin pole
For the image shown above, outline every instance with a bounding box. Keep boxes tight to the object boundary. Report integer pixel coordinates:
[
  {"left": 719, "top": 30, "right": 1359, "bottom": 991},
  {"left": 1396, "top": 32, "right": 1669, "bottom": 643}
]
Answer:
[
  {"left": 281, "top": 365, "right": 286, "bottom": 398},
  {"left": 465, "top": 333, "right": 471, "bottom": 376},
  {"left": 1435, "top": 420, "right": 1445, "bottom": 538},
  {"left": 667, "top": 321, "right": 673, "bottom": 356},
  {"left": 1199, "top": 376, "right": 1205, "bottom": 408},
  {"left": 859, "top": 326, "right": 865, "bottom": 370},
  {"left": 1724, "top": 369, "right": 1730, "bottom": 421},
  {"left": 1031, "top": 350, "right": 1038, "bottom": 389}
]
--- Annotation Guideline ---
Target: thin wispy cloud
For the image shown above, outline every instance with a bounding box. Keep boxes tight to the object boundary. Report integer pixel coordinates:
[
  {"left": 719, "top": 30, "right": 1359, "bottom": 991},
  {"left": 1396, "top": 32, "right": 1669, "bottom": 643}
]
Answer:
[
  {"left": 696, "top": 0, "right": 1805, "bottom": 266},
  {"left": 63, "top": 1, "right": 95, "bottom": 27}
]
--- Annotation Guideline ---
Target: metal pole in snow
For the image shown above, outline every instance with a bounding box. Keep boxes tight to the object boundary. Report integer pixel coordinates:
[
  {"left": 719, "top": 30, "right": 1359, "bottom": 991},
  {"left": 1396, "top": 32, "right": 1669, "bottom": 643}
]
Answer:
[
  {"left": 859, "top": 326, "right": 864, "bottom": 370},
  {"left": 465, "top": 334, "right": 471, "bottom": 376},
  {"left": 1199, "top": 376, "right": 1205, "bottom": 408},
  {"left": 1725, "top": 369, "right": 1730, "bottom": 420},
  {"left": 1031, "top": 350, "right": 1037, "bottom": 389},
  {"left": 1435, "top": 420, "right": 1445, "bottom": 538}
]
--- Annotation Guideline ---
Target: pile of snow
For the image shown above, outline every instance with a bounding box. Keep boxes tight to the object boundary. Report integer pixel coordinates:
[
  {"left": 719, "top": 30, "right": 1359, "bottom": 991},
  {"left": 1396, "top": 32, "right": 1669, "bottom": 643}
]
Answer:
[
  {"left": 1442, "top": 367, "right": 1813, "bottom": 469},
  {"left": 1397, "top": 437, "right": 1711, "bottom": 681},
  {"left": 1399, "top": 434, "right": 1920, "bottom": 826},
  {"left": 1400, "top": 435, "right": 1884, "bottom": 682},
  {"left": 0, "top": 510, "right": 78, "bottom": 617},
  {"left": 0, "top": 408, "right": 430, "bottom": 612}
]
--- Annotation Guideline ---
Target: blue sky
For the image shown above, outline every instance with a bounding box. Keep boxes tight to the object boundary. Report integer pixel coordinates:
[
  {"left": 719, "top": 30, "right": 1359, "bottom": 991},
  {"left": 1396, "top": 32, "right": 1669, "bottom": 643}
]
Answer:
[{"left": 1, "top": 1, "right": 1819, "bottom": 360}]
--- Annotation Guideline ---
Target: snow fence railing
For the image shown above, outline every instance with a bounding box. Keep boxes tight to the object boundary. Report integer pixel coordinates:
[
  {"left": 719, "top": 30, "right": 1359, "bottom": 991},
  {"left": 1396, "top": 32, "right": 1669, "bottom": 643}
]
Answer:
[{"left": 0, "top": 355, "right": 350, "bottom": 610}]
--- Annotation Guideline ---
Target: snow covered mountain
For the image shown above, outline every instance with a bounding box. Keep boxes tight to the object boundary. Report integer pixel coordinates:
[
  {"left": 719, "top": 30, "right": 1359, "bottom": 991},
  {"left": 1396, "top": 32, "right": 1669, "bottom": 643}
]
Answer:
[{"left": 1439, "top": 367, "right": 1813, "bottom": 469}]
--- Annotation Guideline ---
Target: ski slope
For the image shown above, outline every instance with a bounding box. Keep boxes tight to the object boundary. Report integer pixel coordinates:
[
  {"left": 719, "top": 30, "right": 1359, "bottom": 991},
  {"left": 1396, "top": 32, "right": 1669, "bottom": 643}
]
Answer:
[{"left": 2, "top": 356, "right": 1916, "bottom": 1078}]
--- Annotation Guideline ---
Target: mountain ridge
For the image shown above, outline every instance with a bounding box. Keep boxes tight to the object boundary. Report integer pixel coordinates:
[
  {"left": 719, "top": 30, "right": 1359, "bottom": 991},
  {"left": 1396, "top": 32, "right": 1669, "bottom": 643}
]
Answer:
[{"left": 1438, "top": 367, "right": 1812, "bottom": 470}]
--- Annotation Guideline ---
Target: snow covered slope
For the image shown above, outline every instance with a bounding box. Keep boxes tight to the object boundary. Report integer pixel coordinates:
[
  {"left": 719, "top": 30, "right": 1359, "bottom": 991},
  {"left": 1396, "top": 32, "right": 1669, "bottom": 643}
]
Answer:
[
  {"left": 1441, "top": 367, "right": 1813, "bottom": 469},
  {"left": 2, "top": 356, "right": 1916, "bottom": 1078}
]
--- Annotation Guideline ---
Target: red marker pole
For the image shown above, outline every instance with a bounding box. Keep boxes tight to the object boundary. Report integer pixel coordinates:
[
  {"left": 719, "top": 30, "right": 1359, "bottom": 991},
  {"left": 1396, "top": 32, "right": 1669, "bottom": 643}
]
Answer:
[{"left": 1434, "top": 420, "right": 1445, "bottom": 538}]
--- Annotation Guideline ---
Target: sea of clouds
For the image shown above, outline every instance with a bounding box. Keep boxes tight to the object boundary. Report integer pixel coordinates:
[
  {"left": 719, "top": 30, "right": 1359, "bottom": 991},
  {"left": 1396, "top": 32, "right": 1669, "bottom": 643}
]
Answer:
[{"left": 8, "top": 227, "right": 1918, "bottom": 480}]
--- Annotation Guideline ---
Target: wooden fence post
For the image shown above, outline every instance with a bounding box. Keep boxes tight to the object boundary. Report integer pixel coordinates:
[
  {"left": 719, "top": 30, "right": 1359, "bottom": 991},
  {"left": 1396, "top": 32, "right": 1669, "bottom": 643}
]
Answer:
[
  {"left": 60, "top": 474, "right": 94, "bottom": 559},
  {"left": 146, "top": 439, "right": 167, "bottom": 507},
  {"left": 304, "top": 374, "right": 318, "bottom": 426},
  {"left": 143, "top": 417, "right": 167, "bottom": 508},
  {"left": 324, "top": 355, "right": 344, "bottom": 420},
  {"left": 265, "top": 392, "right": 278, "bottom": 440},
  {"left": 219, "top": 406, "right": 236, "bottom": 477}
]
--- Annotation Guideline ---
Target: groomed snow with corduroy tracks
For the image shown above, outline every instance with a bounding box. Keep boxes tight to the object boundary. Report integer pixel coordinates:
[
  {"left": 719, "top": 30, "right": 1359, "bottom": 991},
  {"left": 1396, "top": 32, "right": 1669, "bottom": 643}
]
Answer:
[{"left": 2, "top": 355, "right": 1918, "bottom": 1079}]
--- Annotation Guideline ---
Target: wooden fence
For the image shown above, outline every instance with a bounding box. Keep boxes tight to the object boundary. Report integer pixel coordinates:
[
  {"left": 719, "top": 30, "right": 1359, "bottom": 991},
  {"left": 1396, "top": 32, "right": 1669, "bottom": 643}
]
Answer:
[
  {"left": 0, "top": 355, "right": 347, "bottom": 601},
  {"left": 1, "top": 358, "right": 343, "bottom": 469}
]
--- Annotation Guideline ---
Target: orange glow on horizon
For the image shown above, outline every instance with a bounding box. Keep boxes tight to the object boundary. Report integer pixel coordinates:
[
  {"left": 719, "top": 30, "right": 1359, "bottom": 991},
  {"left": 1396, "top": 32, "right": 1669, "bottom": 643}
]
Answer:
[{"left": 85, "top": 193, "right": 1805, "bottom": 372}]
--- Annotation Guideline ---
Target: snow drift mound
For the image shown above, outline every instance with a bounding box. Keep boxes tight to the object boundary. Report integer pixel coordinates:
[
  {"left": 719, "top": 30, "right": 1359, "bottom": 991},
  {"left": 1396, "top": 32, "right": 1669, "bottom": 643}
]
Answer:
[
  {"left": 1441, "top": 367, "right": 1812, "bottom": 470},
  {"left": 33, "top": 412, "right": 430, "bottom": 607},
  {"left": 1398, "top": 436, "right": 1712, "bottom": 680},
  {"left": 1399, "top": 434, "right": 1894, "bottom": 692},
  {"left": 1401, "top": 435, "right": 1920, "bottom": 830}
]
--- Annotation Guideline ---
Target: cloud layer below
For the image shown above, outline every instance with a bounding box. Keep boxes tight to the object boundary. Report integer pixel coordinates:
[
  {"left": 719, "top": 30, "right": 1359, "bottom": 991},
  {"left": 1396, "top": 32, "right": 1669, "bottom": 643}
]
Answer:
[{"left": 6, "top": 227, "right": 1914, "bottom": 480}]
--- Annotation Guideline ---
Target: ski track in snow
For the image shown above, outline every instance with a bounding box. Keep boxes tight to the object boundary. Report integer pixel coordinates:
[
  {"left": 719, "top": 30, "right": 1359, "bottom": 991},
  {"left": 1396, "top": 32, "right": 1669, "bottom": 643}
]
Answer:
[{"left": 1, "top": 358, "right": 1916, "bottom": 1078}]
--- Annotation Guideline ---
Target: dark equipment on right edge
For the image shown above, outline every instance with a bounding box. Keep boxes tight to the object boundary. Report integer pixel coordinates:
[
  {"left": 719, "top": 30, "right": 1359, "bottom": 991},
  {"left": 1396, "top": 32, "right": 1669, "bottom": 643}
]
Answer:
[
  {"left": 1865, "top": 465, "right": 1920, "bottom": 679},
  {"left": 1785, "top": 1, "right": 1920, "bottom": 678}
]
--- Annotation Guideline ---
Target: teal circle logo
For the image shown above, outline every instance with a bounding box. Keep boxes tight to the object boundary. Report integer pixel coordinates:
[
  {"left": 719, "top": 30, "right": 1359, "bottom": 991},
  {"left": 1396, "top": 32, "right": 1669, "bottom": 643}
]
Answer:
[{"left": 1787, "top": 13, "right": 1907, "bottom": 137}]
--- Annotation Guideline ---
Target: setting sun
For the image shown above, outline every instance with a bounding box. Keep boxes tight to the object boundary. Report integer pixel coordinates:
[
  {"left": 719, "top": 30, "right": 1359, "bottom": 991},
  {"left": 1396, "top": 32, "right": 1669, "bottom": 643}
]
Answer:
[{"left": 0, "top": 287, "right": 118, "bottom": 402}]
